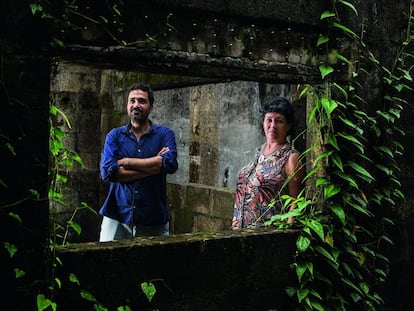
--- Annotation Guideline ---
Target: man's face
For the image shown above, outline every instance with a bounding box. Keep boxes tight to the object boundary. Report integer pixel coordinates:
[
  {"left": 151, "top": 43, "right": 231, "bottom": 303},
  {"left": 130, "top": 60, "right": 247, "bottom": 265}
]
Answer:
[{"left": 127, "top": 89, "right": 153, "bottom": 123}]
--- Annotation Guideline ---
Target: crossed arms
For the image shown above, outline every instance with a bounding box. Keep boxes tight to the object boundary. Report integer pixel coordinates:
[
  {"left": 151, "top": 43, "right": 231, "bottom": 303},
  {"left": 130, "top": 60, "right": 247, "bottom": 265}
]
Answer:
[{"left": 115, "top": 147, "right": 169, "bottom": 182}]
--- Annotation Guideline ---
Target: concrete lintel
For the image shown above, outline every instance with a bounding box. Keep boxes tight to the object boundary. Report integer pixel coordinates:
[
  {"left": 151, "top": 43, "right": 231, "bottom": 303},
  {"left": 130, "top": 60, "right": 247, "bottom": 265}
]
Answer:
[{"left": 57, "top": 45, "right": 328, "bottom": 84}]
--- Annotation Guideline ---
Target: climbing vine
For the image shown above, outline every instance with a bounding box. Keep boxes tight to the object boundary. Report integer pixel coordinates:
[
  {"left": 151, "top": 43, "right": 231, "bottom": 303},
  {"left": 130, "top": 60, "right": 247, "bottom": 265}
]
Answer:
[{"left": 266, "top": 1, "right": 412, "bottom": 310}]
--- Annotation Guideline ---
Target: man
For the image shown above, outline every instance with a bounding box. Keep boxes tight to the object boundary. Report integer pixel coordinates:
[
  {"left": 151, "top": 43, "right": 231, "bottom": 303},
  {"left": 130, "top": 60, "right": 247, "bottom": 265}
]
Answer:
[{"left": 99, "top": 83, "right": 178, "bottom": 241}]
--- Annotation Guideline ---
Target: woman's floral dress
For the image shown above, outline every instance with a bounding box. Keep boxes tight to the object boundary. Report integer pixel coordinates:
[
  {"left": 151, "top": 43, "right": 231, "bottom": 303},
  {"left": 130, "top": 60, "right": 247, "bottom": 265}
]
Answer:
[{"left": 232, "top": 143, "right": 298, "bottom": 229}]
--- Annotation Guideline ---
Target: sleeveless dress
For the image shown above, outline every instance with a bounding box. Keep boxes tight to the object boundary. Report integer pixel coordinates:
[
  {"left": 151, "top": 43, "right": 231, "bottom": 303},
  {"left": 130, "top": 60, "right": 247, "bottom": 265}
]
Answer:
[{"left": 232, "top": 142, "right": 298, "bottom": 229}]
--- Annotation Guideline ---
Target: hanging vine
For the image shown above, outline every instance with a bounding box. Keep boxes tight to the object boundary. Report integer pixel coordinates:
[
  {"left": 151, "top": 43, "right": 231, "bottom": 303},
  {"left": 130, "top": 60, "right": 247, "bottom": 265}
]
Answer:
[{"left": 266, "top": 0, "right": 411, "bottom": 310}]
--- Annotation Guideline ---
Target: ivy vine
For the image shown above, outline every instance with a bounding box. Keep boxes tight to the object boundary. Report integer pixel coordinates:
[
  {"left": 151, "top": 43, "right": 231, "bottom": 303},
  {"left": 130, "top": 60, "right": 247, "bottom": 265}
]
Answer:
[{"left": 267, "top": 1, "right": 412, "bottom": 310}]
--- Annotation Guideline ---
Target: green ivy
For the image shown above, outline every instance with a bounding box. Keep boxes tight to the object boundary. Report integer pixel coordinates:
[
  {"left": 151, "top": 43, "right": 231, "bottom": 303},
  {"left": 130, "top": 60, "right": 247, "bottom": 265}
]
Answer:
[{"left": 266, "top": 1, "right": 411, "bottom": 310}]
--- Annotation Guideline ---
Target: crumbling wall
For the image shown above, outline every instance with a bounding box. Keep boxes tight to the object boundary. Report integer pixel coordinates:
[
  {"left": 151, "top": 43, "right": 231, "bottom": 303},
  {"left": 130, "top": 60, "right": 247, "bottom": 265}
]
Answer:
[{"left": 55, "top": 229, "right": 299, "bottom": 311}]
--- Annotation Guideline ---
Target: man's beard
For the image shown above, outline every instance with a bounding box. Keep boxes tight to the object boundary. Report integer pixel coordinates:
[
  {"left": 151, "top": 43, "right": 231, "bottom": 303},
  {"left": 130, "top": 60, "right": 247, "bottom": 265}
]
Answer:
[
  {"left": 130, "top": 108, "right": 147, "bottom": 123},
  {"left": 131, "top": 115, "right": 147, "bottom": 123}
]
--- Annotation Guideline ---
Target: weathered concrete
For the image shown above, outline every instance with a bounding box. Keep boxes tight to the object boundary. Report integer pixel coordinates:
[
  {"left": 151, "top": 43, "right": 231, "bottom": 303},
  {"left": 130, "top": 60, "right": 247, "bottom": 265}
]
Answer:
[
  {"left": 55, "top": 229, "right": 299, "bottom": 311},
  {"left": 168, "top": 182, "right": 235, "bottom": 233}
]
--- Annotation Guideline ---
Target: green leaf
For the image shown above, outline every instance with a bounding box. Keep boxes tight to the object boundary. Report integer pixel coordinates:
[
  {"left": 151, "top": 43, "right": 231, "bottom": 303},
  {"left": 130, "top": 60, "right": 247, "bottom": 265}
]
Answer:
[
  {"left": 382, "top": 217, "right": 395, "bottom": 226},
  {"left": 73, "top": 154, "right": 84, "bottom": 165},
  {"left": 348, "top": 200, "right": 373, "bottom": 217},
  {"left": 324, "top": 184, "right": 341, "bottom": 200},
  {"left": 331, "top": 50, "right": 351, "bottom": 65},
  {"left": 80, "top": 289, "right": 98, "bottom": 302},
  {"left": 337, "top": 0, "right": 358, "bottom": 15},
  {"left": 37, "top": 294, "right": 57, "bottom": 311},
  {"left": 316, "top": 177, "right": 330, "bottom": 187},
  {"left": 30, "top": 4, "right": 44, "bottom": 16},
  {"left": 337, "top": 132, "right": 364, "bottom": 153},
  {"left": 303, "top": 166, "right": 322, "bottom": 183},
  {"left": 298, "top": 85, "right": 309, "bottom": 98},
  {"left": 297, "top": 288, "right": 309, "bottom": 302},
  {"left": 314, "top": 271, "right": 332, "bottom": 285},
  {"left": 332, "top": 171, "right": 359, "bottom": 188},
  {"left": 286, "top": 286, "right": 297, "bottom": 298},
  {"left": 325, "top": 133, "right": 339, "bottom": 150},
  {"left": 374, "top": 146, "right": 394, "bottom": 158},
  {"left": 3, "top": 242, "right": 17, "bottom": 258},
  {"left": 338, "top": 116, "right": 363, "bottom": 135},
  {"left": 313, "top": 150, "right": 332, "bottom": 167},
  {"left": 398, "top": 68, "right": 413, "bottom": 81},
  {"left": 376, "top": 253, "right": 390, "bottom": 263},
  {"left": 319, "top": 64, "right": 334, "bottom": 79},
  {"left": 310, "top": 300, "right": 325, "bottom": 311},
  {"left": 15, "top": 268, "right": 26, "bottom": 278},
  {"left": 112, "top": 6, "right": 121, "bottom": 16},
  {"left": 141, "top": 281, "right": 156, "bottom": 302},
  {"left": 69, "top": 273, "right": 80, "bottom": 285},
  {"left": 380, "top": 234, "right": 394, "bottom": 245},
  {"left": 330, "top": 204, "right": 346, "bottom": 225},
  {"left": 296, "top": 262, "right": 307, "bottom": 282},
  {"left": 341, "top": 261, "right": 354, "bottom": 277},
  {"left": 306, "top": 261, "right": 314, "bottom": 276},
  {"left": 297, "top": 235, "right": 311, "bottom": 252},
  {"left": 331, "top": 153, "right": 343, "bottom": 171},
  {"left": 332, "top": 22, "right": 358, "bottom": 38},
  {"left": 321, "top": 96, "right": 338, "bottom": 116},
  {"left": 308, "top": 220, "right": 325, "bottom": 241},
  {"left": 320, "top": 10, "right": 336, "bottom": 19},
  {"left": 67, "top": 221, "right": 82, "bottom": 235},
  {"left": 342, "top": 277, "right": 363, "bottom": 295},
  {"left": 314, "top": 245, "right": 337, "bottom": 264},
  {"left": 55, "top": 277, "right": 62, "bottom": 289},
  {"left": 117, "top": 306, "right": 132, "bottom": 311},
  {"left": 347, "top": 160, "right": 375, "bottom": 182},
  {"left": 333, "top": 83, "right": 349, "bottom": 99},
  {"left": 375, "top": 268, "right": 387, "bottom": 279},
  {"left": 308, "top": 109, "right": 316, "bottom": 125},
  {"left": 52, "top": 106, "right": 72, "bottom": 129},
  {"left": 376, "top": 110, "right": 394, "bottom": 122},
  {"left": 99, "top": 16, "right": 109, "bottom": 24},
  {"left": 317, "top": 36, "right": 329, "bottom": 47},
  {"left": 309, "top": 288, "right": 322, "bottom": 300},
  {"left": 350, "top": 292, "right": 362, "bottom": 303}
]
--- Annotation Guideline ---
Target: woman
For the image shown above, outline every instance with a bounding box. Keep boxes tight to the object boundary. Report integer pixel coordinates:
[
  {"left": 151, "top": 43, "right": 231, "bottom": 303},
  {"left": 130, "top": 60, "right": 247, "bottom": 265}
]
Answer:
[{"left": 232, "top": 97, "right": 305, "bottom": 229}]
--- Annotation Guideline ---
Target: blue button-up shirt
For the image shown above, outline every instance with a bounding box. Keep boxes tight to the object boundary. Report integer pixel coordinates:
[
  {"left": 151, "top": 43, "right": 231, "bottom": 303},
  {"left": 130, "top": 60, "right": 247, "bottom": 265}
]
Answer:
[{"left": 99, "top": 121, "right": 178, "bottom": 227}]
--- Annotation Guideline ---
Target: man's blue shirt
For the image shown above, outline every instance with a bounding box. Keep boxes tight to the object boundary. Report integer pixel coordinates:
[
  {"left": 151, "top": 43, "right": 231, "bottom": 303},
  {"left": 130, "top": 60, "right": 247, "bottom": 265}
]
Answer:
[{"left": 99, "top": 121, "right": 178, "bottom": 227}]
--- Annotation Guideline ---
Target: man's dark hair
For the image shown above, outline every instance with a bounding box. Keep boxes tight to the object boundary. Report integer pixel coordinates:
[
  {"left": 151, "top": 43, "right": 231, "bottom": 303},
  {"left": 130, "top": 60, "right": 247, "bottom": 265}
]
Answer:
[{"left": 126, "top": 83, "right": 155, "bottom": 106}]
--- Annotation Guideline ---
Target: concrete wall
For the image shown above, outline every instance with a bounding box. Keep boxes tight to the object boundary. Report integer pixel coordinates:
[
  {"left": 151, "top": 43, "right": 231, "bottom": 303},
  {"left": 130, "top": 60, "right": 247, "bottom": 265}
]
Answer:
[
  {"left": 55, "top": 229, "right": 299, "bottom": 311},
  {"left": 168, "top": 182, "right": 235, "bottom": 234},
  {"left": 50, "top": 60, "right": 307, "bottom": 241}
]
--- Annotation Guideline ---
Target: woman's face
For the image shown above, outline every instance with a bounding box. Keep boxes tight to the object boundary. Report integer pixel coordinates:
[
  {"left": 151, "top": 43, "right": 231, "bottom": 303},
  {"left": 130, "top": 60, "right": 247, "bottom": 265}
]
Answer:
[{"left": 263, "top": 112, "right": 290, "bottom": 142}]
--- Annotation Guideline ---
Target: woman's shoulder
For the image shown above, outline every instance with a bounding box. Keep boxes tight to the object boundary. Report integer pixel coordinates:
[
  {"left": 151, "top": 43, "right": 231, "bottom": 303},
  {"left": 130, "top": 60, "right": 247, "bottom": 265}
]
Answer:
[{"left": 284, "top": 143, "right": 300, "bottom": 154}]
